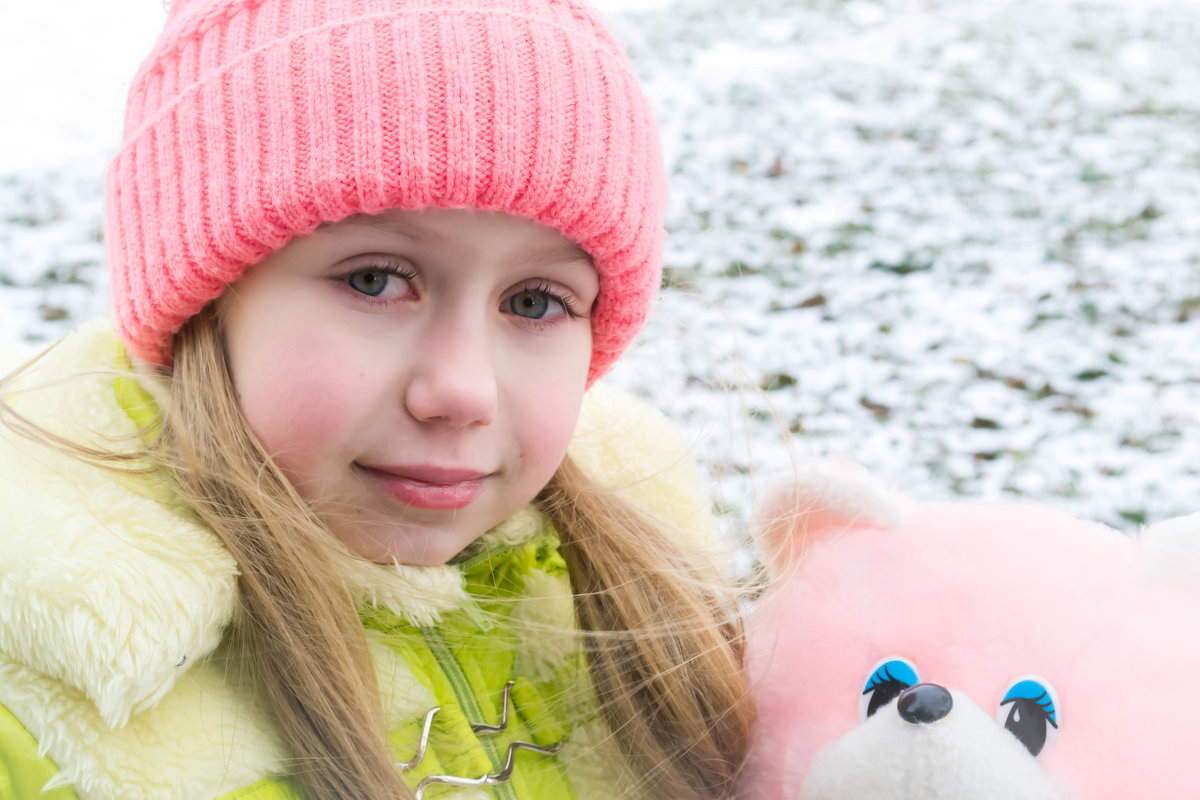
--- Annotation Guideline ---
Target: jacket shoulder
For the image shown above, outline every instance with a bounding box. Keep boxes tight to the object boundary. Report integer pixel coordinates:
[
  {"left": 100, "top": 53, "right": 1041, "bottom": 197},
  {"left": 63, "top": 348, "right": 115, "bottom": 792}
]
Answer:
[
  {"left": 0, "top": 702, "right": 79, "bottom": 800},
  {"left": 570, "top": 382, "right": 717, "bottom": 548}
]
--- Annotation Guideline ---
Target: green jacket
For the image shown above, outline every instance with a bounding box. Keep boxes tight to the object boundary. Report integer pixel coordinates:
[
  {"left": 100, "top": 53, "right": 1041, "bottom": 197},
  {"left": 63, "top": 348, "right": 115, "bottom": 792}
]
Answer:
[{"left": 0, "top": 321, "right": 719, "bottom": 800}]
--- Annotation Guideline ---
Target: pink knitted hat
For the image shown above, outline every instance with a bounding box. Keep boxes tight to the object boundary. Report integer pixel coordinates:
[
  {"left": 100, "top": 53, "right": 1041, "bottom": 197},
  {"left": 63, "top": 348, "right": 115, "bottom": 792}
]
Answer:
[{"left": 106, "top": 0, "right": 665, "bottom": 384}]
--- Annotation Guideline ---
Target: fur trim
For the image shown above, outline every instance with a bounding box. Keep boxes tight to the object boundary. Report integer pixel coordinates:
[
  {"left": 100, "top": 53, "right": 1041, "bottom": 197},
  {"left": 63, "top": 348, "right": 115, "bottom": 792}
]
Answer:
[
  {"left": 340, "top": 558, "right": 469, "bottom": 629},
  {"left": 0, "top": 321, "right": 240, "bottom": 728},
  {"left": 510, "top": 569, "right": 579, "bottom": 684},
  {"left": 570, "top": 382, "right": 718, "bottom": 549},
  {"left": 0, "top": 652, "right": 285, "bottom": 800}
]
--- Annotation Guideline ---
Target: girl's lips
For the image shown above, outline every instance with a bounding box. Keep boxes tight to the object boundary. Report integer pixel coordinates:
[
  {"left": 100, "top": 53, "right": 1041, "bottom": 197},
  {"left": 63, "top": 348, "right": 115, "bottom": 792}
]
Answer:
[{"left": 356, "top": 464, "right": 488, "bottom": 510}]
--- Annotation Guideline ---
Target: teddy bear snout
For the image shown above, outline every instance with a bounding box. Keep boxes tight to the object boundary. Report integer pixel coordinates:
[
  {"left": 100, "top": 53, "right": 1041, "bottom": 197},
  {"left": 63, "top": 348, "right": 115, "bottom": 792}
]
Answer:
[{"left": 896, "top": 683, "right": 953, "bottom": 724}]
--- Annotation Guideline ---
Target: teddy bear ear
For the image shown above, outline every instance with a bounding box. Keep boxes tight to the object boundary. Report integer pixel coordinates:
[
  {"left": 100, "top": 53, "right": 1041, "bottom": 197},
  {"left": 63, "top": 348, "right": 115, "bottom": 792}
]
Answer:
[
  {"left": 753, "top": 459, "right": 911, "bottom": 577},
  {"left": 1141, "top": 512, "right": 1200, "bottom": 589}
]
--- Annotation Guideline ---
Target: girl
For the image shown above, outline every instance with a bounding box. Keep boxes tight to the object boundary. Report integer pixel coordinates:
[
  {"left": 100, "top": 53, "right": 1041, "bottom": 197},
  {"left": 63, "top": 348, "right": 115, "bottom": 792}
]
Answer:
[{"left": 0, "top": 1, "right": 754, "bottom": 799}]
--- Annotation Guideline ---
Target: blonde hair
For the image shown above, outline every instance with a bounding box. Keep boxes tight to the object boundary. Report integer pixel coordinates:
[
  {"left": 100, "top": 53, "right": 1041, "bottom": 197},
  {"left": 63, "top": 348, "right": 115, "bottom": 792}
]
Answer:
[
  {"left": 2, "top": 307, "right": 754, "bottom": 799},
  {"left": 540, "top": 460, "right": 755, "bottom": 797}
]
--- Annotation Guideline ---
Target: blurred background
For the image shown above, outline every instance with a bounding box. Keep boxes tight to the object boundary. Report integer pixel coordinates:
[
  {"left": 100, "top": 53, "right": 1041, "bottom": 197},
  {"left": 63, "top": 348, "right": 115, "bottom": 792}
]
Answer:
[{"left": 3, "top": 0, "right": 1199, "bottom": 558}]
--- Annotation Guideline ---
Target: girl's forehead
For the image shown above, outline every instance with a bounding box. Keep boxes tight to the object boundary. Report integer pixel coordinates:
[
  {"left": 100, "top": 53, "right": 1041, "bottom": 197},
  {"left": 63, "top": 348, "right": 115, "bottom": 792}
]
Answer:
[{"left": 325, "top": 209, "right": 592, "bottom": 261}]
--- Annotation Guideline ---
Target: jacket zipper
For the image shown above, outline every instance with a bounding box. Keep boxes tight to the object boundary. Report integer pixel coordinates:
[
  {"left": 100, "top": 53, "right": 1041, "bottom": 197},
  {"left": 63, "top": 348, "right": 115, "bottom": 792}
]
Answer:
[{"left": 420, "top": 627, "right": 521, "bottom": 800}]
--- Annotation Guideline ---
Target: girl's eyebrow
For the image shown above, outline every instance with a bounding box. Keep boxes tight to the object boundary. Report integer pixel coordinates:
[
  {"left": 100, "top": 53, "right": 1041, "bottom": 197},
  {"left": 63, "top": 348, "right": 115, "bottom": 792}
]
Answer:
[
  {"left": 514, "top": 244, "right": 594, "bottom": 269},
  {"left": 331, "top": 214, "right": 437, "bottom": 243}
]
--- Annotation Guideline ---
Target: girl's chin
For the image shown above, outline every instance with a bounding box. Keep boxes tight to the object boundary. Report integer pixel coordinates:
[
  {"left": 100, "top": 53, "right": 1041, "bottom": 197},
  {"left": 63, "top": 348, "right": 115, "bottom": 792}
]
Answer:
[{"left": 333, "top": 520, "right": 480, "bottom": 566}]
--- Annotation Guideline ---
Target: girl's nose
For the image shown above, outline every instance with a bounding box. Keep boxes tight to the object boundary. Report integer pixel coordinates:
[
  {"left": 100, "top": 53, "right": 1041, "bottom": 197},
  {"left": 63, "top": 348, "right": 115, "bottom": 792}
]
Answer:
[{"left": 403, "top": 319, "right": 498, "bottom": 427}]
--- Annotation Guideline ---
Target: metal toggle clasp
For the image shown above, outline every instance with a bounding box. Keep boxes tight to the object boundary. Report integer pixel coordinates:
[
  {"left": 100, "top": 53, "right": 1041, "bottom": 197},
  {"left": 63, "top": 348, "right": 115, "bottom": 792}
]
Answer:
[
  {"left": 470, "top": 680, "right": 515, "bottom": 735},
  {"left": 396, "top": 706, "right": 441, "bottom": 772},
  {"left": 396, "top": 680, "right": 564, "bottom": 798},
  {"left": 414, "top": 740, "right": 564, "bottom": 799}
]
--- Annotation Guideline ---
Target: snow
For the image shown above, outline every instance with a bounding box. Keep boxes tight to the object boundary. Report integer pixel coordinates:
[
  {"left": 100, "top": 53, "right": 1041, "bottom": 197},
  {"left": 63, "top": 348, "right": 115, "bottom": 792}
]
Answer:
[
  {"left": 2, "top": 0, "right": 1199, "bottom": 561},
  {"left": 0, "top": 1, "right": 163, "bottom": 172}
]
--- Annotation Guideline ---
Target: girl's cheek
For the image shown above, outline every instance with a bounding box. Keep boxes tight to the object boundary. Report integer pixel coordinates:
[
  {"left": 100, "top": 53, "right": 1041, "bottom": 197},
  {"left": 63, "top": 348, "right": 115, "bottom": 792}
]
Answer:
[
  {"left": 520, "top": 380, "right": 587, "bottom": 474},
  {"left": 235, "top": 334, "right": 372, "bottom": 459},
  {"left": 540, "top": 343, "right": 592, "bottom": 452}
]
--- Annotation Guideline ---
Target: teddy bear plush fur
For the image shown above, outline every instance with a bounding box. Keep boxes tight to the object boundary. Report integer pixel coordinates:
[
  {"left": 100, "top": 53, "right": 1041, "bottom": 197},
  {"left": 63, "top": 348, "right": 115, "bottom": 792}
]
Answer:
[{"left": 742, "top": 462, "right": 1200, "bottom": 799}]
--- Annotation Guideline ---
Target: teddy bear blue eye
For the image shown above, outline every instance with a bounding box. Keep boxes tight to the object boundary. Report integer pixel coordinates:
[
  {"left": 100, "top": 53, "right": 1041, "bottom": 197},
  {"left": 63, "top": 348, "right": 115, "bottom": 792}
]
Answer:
[
  {"left": 860, "top": 657, "right": 919, "bottom": 720},
  {"left": 997, "top": 676, "right": 1060, "bottom": 756}
]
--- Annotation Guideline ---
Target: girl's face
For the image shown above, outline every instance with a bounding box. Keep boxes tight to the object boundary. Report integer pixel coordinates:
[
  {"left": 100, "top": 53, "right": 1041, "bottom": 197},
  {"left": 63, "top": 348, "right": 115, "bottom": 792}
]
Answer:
[{"left": 219, "top": 209, "right": 598, "bottom": 565}]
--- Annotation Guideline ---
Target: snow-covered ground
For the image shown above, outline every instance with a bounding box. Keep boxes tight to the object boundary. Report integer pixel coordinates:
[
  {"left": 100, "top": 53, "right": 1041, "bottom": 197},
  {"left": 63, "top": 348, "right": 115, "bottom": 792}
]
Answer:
[{"left": 3, "top": 0, "right": 1199, "bottom": 559}]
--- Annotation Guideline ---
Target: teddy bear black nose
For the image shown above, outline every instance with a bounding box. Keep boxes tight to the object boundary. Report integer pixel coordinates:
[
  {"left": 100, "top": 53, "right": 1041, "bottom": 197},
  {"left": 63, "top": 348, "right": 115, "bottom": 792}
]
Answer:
[{"left": 897, "top": 683, "right": 953, "bottom": 724}]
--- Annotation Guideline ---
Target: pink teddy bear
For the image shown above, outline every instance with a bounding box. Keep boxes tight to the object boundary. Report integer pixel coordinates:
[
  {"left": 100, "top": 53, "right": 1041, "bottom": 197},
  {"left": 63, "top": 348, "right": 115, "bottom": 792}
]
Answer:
[{"left": 743, "top": 463, "right": 1200, "bottom": 799}]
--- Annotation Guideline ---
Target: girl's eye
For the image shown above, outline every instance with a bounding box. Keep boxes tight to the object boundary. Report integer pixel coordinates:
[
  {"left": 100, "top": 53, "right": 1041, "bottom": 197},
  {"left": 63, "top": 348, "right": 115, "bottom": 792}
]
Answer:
[
  {"left": 341, "top": 261, "right": 415, "bottom": 301},
  {"left": 504, "top": 284, "right": 579, "bottom": 322},
  {"left": 348, "top": 269, "right": 392, "bottom": 297},
  {"left": 997, "top": 676, "right": 1059, "bottom": 756},
  {"left": 508, "top": 289, "right": 554, "bottom": 319},
  {"left": 860, "top": 657, "right": 919, "bottom": 720}
]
